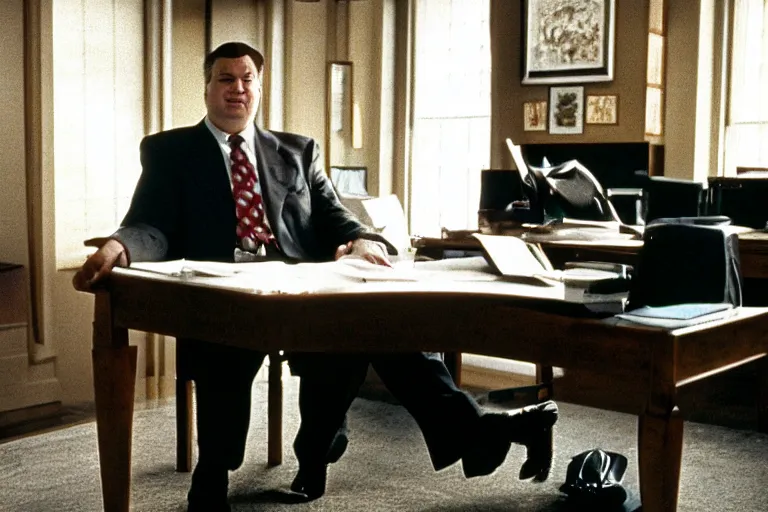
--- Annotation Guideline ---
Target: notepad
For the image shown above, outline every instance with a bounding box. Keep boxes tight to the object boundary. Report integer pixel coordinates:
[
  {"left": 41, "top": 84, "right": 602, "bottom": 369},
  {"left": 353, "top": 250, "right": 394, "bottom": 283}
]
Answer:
[{"left": 616, "top": 303, "right": 735, "bottom": 328}]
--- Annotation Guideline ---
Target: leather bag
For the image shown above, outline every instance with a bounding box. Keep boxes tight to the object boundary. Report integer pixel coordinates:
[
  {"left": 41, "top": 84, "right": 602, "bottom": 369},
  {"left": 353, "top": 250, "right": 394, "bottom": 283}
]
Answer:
[{"left": 559, "top": 449, "right": 629, "bottom": 508}]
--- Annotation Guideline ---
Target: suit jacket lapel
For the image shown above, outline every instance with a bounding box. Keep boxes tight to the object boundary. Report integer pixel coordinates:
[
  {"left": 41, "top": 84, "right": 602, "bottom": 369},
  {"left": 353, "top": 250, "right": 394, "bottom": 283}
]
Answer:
[
  {"left": 253, "top": 125, "right": 300, "bottom": 254},
  {"left": 191, "top": 120, "right": 233, "bottom": 207}
]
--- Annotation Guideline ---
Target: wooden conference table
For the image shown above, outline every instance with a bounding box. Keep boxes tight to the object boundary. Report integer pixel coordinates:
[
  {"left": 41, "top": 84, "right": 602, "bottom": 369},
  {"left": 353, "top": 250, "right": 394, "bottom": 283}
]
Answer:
[{"left": 90, "top": 260, "right": 768, "bottom": 512}]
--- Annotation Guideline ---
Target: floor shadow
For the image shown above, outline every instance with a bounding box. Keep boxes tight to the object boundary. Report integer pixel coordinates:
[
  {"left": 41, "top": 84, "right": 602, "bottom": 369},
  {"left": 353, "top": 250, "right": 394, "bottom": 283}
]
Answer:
[{"left": 229, "top": 487, "right": 313, "bottom": 506}]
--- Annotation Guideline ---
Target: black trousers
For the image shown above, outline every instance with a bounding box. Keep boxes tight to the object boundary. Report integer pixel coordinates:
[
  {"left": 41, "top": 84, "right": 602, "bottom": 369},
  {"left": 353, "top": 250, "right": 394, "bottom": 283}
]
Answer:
[
  {"left": 179, "top": 339, "right": 266, "bottom": 472},
  {"left": 292, "top": 352, "right": 483, "bottom": 471},
  {"left": 182, "top": 341, "right": 482, "bottom": 474},
  {"left": 180, "top": 340, "right": 363, "bottom": 474}
]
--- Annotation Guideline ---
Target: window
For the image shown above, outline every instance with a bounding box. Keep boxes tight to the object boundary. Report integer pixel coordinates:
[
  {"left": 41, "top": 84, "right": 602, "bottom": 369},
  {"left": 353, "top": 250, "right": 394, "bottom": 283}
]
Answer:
[
  {"left": 52, "top": 1, "right": 145, "bottom": 268},
  {"left": 410, "top": 0, "right": 491, "bottom": 236},
  {"left": 724, "top": 0, "right": 768, "bottom": 175}
]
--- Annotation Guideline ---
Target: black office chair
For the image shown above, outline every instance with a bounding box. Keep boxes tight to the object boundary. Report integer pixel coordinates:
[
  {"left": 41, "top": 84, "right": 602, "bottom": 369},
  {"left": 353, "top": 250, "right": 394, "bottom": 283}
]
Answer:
[
  {"left": 643, "top": 176, "right": 706, "bottom": 223},
  {"left": 626, "top": 222, "right": 742, "bottom": 311},
  {"left": 708, "top": 176, "right": 768, "bottom": 228}
]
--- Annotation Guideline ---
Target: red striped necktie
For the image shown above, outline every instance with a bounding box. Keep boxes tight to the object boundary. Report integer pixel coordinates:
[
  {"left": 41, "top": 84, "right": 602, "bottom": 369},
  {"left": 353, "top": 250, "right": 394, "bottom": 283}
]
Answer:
[{"left": 228, "top": 134, "right": 275, "bottom": 249}]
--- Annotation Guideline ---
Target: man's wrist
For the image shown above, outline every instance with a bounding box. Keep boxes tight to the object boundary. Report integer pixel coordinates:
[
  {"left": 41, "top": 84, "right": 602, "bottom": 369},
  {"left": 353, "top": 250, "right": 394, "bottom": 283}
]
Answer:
[{"left": 103, "top": 238, "right": 129, "bottom": 267}]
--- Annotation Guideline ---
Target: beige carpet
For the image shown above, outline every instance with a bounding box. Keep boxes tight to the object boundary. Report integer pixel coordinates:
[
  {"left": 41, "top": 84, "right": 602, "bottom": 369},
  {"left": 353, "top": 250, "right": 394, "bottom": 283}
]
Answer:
[{"left": 1, "top": 371, "right": 767, "bottom": 512}]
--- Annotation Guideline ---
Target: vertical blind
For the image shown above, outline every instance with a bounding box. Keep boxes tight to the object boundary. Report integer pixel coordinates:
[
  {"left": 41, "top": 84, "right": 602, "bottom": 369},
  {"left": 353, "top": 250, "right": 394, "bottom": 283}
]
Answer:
[
  {"left": 410, "top": 0, "right": 491, "bottom": 237},
  {"left": 725, "top": 0, "right": 768, "bottom": 174}
]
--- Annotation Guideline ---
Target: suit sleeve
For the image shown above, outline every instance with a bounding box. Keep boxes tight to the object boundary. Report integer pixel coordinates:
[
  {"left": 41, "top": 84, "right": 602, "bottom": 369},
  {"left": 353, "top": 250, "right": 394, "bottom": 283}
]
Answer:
[
  {"left": 110, "top": 135, "right": 180, "bottom": 262},
  {"left": 304, "top": 140, "right": 397, "bottom": 255}
]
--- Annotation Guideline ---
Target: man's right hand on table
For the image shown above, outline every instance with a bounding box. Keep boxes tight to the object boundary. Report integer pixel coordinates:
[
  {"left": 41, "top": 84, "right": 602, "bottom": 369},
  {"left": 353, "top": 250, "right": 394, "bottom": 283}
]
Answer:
[{"left": 72, "top": 238, "right": 128, "bottom": 292}]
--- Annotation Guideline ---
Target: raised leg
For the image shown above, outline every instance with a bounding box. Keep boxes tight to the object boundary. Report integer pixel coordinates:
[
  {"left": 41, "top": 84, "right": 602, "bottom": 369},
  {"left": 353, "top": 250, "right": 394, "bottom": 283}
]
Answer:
[
  {"left": 268, "top": 352, "right": 283, "bottom": 466},
  {"left": 92, "top": 292, "right": 136, "bottom": 512},
  {"left": 638, "top": 408, "right": 684, "bottom": 512}
]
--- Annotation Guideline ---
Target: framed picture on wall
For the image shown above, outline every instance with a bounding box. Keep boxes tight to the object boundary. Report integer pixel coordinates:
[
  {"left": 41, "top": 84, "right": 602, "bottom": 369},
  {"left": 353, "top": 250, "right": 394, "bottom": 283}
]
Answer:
[
  {"left": 549, "top": 86, "right": 584, "bottom": 135},
  {"left": 522, "top": 0, "right": 616, "bottom": 84},
  {"left": 585, "top": 94, "right": 618, "bottom": 124},
  {"left": 523, "top": 100, "right": 548, "bottom": 131}
]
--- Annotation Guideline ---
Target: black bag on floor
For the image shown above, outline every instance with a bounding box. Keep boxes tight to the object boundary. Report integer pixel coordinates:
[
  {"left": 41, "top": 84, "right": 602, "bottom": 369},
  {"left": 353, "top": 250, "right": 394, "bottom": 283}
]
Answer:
[{"left": 559, "top": 449, "right": 629, "bottom": 508}]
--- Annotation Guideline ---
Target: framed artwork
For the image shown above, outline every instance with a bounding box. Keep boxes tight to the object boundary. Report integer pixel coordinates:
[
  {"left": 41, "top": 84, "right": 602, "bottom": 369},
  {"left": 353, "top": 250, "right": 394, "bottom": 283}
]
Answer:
[
  {"left": 585, "top": 94, "right": 618, "bottom": 124},
  {"left": 549, "top": 86, "right": 584, "bottom": 135},
  {"left": 523, "top": 100, "right": 548, "bottom": 131},
  {"left": 522, "top": 0, "right": 616, "bottom": 84}
]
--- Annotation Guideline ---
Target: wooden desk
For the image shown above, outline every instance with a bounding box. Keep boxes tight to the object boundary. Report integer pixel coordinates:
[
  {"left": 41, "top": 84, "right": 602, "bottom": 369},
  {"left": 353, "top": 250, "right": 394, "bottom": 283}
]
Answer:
[
  {"left": 90, "top": 267, "right": 768, "bottom": 512},
  {"left": 414, "top": 230, "right": 768, "bottom": 279}
]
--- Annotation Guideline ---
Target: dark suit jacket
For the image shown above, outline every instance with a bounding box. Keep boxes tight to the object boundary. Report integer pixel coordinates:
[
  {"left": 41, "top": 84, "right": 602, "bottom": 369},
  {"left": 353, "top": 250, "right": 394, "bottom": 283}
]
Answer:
[
  {"left": 113, "top": 120, "right": 389, "bottom": 263},
  {"left": 111, "top": 120, "right": 393, "bottom": 378}
]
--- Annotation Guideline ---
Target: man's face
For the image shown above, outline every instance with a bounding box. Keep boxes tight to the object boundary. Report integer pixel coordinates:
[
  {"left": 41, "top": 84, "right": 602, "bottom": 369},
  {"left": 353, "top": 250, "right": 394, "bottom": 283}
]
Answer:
[{"left": 205, "top": 56, "right": 261, "bottom": 133}]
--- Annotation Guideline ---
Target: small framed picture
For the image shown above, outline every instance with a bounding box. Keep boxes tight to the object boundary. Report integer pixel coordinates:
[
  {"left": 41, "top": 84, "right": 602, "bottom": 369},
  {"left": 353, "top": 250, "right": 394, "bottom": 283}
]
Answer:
[
  {"left": 585, "top": 94, "right": 618, "bottom": 124},
  {"left": 523, "top": 100, "right": 547, "bottom": 131},
  {"left": 548, "top": 86, "right": 584, "bottom": 135}
]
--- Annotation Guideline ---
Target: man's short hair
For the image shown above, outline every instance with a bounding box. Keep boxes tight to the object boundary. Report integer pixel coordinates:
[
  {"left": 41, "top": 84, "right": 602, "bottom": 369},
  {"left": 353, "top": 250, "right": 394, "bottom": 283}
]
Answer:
[{"left": 204, "top": 42, "right": 265, "bottom": 84}]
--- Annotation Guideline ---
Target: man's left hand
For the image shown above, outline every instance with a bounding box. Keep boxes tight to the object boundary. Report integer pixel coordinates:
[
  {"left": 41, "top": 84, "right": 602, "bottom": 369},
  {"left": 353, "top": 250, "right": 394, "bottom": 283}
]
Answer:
[{"left": 334, "top": 239, "right": 392, "bottom": 267}]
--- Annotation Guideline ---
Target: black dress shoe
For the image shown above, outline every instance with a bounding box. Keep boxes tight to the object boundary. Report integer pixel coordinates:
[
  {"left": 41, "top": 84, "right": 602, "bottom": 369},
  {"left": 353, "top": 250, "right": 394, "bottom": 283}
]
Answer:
[
  {"left": 510, "top": 400, "right": 558, "bottom": 482},
  {"left": 187, "top": 464, "right": 230, "bottom": 512},
  {"left": 290, "top": 430, "right": 347, "bottom": 500},
  {"left": 326, "top": 430, "right": 348, "bottom": 464},
  {"left": 462, "top": 400, "right": 558, "bottom": 481},
  {"left": 290, "top": 464, "right": 327, "bottom": 501}
]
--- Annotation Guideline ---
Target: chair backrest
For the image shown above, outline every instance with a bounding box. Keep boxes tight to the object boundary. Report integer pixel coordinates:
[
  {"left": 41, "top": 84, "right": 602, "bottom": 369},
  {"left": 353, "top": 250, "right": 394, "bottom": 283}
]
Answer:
[
  {"left": 626, "top": 222, "right": 742, "bottom": 310},
  {"left": 478, "top": 169, "right": 526, "bottom": 211},
  {"left": 644, "top": 177, "right": 705, "bottom": 223},
  {"left": 708, "top": 176, "right": 768, "bottom": 228}
]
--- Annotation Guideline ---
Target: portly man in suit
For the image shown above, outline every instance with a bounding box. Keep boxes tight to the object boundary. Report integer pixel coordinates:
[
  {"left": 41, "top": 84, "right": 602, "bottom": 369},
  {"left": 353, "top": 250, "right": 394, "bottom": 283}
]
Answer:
[
  {"left": 73, "top": 41, "right": 390, "bottom": 511},
  {"left": 73, "top": 42, "right": 559, "bottom": 511}
]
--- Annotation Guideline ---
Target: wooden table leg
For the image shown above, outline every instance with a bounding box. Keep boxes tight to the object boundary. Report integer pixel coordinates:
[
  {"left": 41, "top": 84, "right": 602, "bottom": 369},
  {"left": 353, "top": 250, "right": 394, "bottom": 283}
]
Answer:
[
  {"left": 267, "top": 353, "right": 283, "bottom": 466},
  {"left": 92, "top": 293, "right": 136, "bottom": 512},
  {"left": 759, "top": 355, "right": 768, "bottom": 433},
  {"left": 444, "top": 351, "right": 462, "bottom": 386},
  {"left": 638, "top": 408, "right": 684, "bottom": 512},
  {"left": 535, "top": 364, "right": 554, "bottom": 401},
  {"left": 175, "top": 378, "right": 194, "bottom": 472}
]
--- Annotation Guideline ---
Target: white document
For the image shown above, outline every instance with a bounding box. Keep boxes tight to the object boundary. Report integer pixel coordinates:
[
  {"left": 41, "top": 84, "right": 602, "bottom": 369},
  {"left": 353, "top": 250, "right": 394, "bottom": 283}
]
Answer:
[
  {"left": 505, "top": 138, "right": 529, "bottom": 182},
  {"left": 471, "top": 233, "right": 560, "bottom": 285}
]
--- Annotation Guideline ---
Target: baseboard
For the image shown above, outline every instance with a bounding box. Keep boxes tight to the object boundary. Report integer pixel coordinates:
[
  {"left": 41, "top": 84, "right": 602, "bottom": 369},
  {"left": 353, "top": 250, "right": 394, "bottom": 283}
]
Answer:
[
  {"left": 460, "top": 363, "right": 535, "bottom": 392},
  {"left": 0, "top": 401, "right": 63, "bottom": 441}
]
